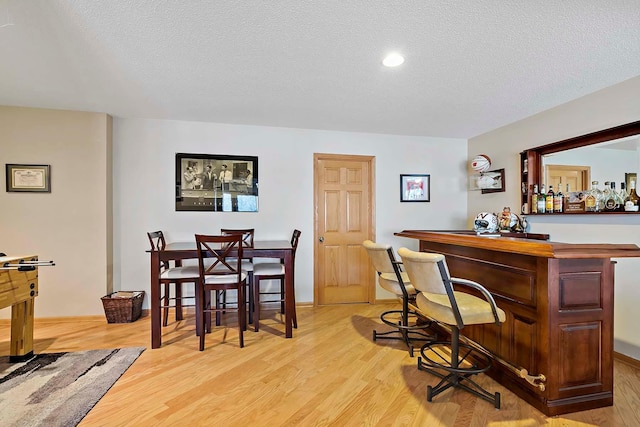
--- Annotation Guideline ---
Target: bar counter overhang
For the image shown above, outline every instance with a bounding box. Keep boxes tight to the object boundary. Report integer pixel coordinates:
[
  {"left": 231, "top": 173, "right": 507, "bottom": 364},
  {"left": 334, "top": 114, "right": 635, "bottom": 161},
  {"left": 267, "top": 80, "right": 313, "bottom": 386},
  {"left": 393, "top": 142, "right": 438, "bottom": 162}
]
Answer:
[{"left": 395, "top": 230, "right": 640, "bottom": 416}]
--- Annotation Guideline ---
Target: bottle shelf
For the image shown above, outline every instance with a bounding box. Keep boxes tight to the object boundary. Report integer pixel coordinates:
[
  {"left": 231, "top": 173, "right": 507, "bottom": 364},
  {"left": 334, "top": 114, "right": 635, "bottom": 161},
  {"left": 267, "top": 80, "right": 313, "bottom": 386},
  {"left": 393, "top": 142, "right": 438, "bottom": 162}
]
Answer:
[{"left": 526, "top": 211, "right": 640, "bottom": 215}]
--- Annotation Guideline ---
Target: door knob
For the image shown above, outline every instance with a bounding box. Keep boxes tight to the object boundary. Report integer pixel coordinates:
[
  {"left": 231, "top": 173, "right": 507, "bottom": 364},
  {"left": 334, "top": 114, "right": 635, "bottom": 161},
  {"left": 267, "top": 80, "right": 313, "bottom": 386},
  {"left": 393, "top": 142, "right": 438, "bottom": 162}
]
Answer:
[{"left": 319, "top": 236, "right": 324, "bottom": 242}]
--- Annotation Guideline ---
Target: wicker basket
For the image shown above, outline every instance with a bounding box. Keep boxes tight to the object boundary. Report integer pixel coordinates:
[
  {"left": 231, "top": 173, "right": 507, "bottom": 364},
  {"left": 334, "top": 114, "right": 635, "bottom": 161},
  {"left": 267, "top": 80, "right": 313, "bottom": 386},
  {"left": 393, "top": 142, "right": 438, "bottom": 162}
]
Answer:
[{"left": 101, "top": 291, "right": 145, "bottom": 323}]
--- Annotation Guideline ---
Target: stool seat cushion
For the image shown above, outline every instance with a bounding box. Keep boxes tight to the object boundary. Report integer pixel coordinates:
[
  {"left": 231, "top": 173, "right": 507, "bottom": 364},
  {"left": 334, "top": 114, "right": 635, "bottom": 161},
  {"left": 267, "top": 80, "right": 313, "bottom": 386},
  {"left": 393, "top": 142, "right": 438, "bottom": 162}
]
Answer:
[
  {"left": 203, "top": 271, "right": 248, "bottom": 284},
  {"left": 160, "top": 266, "right": 200, "bottom": 279},
  {"left": 416, "top": 291, "right": 506, "bottom": 326},
  {"left": 224, "top": 258, "right": 253, "bottom": 271},
  {"left": 379, "top": 271, "right": 416, "bottom": 296},
  {"left": 253, "top": 262, "right": 285, "bottom": 276}
]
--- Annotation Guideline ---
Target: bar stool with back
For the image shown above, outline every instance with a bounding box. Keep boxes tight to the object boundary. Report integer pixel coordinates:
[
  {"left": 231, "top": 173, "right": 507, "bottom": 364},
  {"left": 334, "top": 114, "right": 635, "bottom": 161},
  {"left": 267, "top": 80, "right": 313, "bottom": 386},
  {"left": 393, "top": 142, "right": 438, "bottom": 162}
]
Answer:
[
  {"left": 362, "top": 240, "right": 433, "bottom": 356},
  {"left": 252, "top": 229, "right": 301, "bottom": 332},
  {"left": 398, "top": 247, "right": 505, "bottom": 408},
  {"left": 147, "top": 231, "right": 198, "bottom": 326}
]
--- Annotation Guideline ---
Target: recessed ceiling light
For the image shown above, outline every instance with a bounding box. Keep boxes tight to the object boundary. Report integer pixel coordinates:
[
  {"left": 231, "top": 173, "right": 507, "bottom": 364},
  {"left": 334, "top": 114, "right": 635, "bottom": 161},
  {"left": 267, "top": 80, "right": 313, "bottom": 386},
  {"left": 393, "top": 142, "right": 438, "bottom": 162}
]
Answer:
[{"left": 382, "top": 53, "right": 404, "bottom": 67}]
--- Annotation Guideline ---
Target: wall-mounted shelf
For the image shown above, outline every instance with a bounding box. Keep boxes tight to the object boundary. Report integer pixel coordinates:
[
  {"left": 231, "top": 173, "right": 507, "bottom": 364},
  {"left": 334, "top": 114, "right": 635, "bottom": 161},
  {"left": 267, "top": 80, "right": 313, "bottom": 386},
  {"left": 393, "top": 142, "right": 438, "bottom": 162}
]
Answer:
[{"left": 526, "top": 211, "right": 640, "bottom": 216}]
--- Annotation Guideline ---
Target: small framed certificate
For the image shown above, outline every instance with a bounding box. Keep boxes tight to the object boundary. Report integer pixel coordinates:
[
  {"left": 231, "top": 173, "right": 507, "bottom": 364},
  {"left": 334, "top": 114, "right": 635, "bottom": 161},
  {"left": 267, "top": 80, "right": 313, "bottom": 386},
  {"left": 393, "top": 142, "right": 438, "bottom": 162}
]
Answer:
[{"left": 5, "top": 164, "right": 51, "bottom": 193}]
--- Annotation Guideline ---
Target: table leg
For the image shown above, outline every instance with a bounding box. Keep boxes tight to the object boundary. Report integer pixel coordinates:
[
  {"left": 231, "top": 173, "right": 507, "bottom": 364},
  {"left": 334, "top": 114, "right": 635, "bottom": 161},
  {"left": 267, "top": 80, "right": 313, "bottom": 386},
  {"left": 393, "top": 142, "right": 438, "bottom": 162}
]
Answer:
[
  {"left": 284, "top": 251, "right": 293, "bottom": 338},
  {"left": 150, "top": 251, "right": 161, "bottom": 348}
]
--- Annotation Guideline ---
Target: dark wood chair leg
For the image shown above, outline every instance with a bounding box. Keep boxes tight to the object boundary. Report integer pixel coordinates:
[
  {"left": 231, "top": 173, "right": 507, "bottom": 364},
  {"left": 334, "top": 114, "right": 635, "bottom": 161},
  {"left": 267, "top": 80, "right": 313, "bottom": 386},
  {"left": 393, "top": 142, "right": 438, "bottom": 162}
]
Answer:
[
  {"left": 248, "top": 272, "right": 254, "bottom": 325},
  {"left": 253, "top": 276, "right": 261, "bottom": 332},
  {"left": 215, "top": 290, "right": 221, "bottom": 327},
  {"left": 238, "top": 286, "right": 245, "bottom": 347},
  {"left": 175, "top": 282, "right": 183, "bottom": 321},
  {"left": 162, "top": 283, "right": 170, "bottom": 327},
  {"left": 199, "top": 286, "right": 207, "bottom": 351},
  {"left": 280, "top": 278, "right": 285, "bottom": 314},
  {"left": 291, "top": 287, "right": 298, "bottom": 329}
]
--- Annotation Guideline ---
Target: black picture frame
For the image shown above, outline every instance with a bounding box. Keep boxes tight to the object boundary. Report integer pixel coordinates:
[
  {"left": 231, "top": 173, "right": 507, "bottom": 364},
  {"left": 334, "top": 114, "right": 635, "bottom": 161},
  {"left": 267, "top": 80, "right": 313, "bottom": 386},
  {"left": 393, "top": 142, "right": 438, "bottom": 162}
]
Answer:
[
  {"left": 6, "top": 164, "right": 51, "bottom": 193},
  {"left": 480, "top": 168, "right": 505, "bottom": 194},
  {"left": 175, "top": 153, "right": 258, "bottom": 212},
  {"left": 400, "top": 174, "right": 430, "bottom": 202}
]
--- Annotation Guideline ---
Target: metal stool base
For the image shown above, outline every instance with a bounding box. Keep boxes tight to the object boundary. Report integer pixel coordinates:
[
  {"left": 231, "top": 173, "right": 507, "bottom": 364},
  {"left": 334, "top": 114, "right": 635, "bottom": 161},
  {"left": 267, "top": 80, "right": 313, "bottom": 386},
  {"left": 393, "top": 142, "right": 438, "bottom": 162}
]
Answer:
[
  {"left": 418, "top": 340, "right": 500, "bottom": 409},
  {"left": 373, "top": 310, "right": 435, "bottom": 357}
]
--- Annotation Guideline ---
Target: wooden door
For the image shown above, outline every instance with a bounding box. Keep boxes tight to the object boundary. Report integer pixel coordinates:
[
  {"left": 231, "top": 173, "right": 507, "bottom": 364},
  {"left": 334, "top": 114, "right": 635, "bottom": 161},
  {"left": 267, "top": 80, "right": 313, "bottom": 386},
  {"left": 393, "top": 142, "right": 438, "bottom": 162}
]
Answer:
[
  {"left": 314, "top": 154, "right": 374, "bottom": 305},
  {"left": 545, "top": 165, "right": 590, "bottom": 192}
]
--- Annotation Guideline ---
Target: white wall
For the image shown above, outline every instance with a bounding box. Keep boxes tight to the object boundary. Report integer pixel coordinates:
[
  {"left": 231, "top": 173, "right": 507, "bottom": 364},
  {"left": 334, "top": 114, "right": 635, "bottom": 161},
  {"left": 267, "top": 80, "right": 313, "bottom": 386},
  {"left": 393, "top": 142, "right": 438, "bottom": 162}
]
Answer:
[
  {"left": 113, "top": 119, "right": 469, "bottom": 306},
  {"left": 0, "top": 106, "right": 112, "bottom": 318},
  {"left": 467, "top": 75, "right": 640, "bottom": 359}
]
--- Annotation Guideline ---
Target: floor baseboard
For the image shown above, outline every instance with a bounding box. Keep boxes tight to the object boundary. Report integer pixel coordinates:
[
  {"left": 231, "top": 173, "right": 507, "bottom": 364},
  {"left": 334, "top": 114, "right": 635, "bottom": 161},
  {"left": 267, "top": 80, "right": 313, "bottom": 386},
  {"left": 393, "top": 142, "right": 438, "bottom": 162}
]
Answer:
[{"left": 614, "top": 351, "right": 640, "bottom": 369}]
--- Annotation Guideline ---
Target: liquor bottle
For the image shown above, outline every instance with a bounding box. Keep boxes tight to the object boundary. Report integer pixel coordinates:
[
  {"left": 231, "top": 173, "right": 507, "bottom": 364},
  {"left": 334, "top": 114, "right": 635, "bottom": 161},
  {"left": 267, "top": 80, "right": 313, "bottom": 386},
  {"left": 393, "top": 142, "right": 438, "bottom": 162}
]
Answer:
[
  {"left": 603, "top": 181, "right": 618, "bottom": 211},
  {"left": 537, "top": 184, "right": 546, "bottom": 214},
  {"left": 624, "top": 180, "right": 640, "bottom": 212},
  {"left": 610, "top": 182, "right": 624, "bottom": 211},
  {"left": 585, "top": 181, "right": 600, "bottom": 212},
  {"left": 619, "top": 182, "right": 628, "bottom": 210},
  {"left": 564, "top": 182, "right": 571, "bottom": 208},
  {"left": 612, "top": 182, "right": 627, "bottom": 211},
  {"left": 596, "top": 181, "right": 605, "bottom": 211},
  {"left": 554, "top": 183, "right": 564, "bottom": 213},
  {"left": 531, "top": 184, "right": 539, "bottom": 214},
  {"left": 545, "top": 184, "right": 555, "bottom": 213}
]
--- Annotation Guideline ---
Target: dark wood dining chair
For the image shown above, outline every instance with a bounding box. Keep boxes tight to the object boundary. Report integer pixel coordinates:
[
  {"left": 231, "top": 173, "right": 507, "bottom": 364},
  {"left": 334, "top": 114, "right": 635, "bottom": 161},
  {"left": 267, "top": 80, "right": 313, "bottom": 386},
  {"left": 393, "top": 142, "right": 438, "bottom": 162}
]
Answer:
[
  {"left": 147, "top": 231, "right": 198, "bottom": 326},
  {"left": 252, "top": 229, "right": 301, "bottom": 332},
  {"left": 220, "top": 228, "right": 255, "bottom": 323},
  {"left": 195, "top": 233, "right": 248, "bottom": 349}
]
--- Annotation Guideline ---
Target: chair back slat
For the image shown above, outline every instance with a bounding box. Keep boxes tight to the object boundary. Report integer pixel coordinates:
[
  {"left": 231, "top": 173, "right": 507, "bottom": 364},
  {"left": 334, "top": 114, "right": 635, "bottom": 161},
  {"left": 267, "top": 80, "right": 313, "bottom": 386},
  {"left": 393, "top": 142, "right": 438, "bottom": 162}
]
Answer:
[
  {"left": 147, "top": 231, "right": 166, "bottom": 251},
  {"left": 195, "top": 234, "right": 244, "bottom": 283},
  {"left": 291, "top": 229, "right": 302, "bottom": 256},
  {"left": 220, "top": 228, "right": 254, "bottom": 248},
  {"left": 147, "top": 231, "right": 170, "bottom": 270}
]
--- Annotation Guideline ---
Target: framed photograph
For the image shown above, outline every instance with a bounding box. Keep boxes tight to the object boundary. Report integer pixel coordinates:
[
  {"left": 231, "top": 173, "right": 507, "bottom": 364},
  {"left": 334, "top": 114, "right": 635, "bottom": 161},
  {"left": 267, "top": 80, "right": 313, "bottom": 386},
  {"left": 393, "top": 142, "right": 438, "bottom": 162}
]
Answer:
[
  {"left": 6, "top": 164, "right": 51, "bottom": 193},
  {"left": 400, "top": 174, "right": 430, "bottom": 202},
  {"left": 480, "top": 168, "right": 505, "bottom": 194},
  {"left": 175, "top": 153, "right": 258, "bottom": 212}
]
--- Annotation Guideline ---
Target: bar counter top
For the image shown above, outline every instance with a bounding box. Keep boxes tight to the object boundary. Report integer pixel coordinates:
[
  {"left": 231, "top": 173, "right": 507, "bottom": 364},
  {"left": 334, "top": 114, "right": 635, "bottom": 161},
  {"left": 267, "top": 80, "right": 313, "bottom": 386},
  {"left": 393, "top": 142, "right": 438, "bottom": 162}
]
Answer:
[{"left": 395, "top": 229, "right": 640, "bottom": 259}]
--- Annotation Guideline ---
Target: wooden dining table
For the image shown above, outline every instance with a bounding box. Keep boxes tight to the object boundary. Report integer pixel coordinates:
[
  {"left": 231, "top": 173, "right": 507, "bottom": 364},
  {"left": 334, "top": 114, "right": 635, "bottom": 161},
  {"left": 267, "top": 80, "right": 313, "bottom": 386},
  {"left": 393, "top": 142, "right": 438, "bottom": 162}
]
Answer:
[{"left": 148, "top": 239, "right": 295, "bottom": 348}]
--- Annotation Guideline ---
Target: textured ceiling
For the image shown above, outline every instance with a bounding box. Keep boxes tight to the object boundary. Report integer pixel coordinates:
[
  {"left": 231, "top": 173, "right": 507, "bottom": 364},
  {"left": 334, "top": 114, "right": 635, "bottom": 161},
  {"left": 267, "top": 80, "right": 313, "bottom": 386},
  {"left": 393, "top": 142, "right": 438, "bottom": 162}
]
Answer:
[{"left": 0, "top": 1, "right": 639, "bottom": 138}]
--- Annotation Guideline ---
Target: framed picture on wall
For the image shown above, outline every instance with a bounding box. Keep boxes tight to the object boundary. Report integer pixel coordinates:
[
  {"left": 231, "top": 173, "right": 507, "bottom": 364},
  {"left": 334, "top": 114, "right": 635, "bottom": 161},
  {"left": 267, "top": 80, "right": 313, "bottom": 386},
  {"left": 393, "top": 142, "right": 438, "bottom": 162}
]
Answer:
[
  {"left": 175, "top": 153, "right": 258, "bottom": 212},
  {"left": 5, "top": 164, "right": 51, "bottom": 193},
  {"left": 480, "top": 168, "right": 505, "bottom": 194},
  {"left": 400, "top": 174, "right": 430, "bottom": 202}
]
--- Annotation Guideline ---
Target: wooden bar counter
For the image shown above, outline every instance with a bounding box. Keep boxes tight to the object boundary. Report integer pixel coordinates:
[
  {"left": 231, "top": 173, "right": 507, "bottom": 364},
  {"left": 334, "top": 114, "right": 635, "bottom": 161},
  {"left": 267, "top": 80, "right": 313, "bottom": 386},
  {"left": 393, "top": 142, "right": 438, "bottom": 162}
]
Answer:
[{"left": 395, "top": 230, "right": 640, "bottom": 416}]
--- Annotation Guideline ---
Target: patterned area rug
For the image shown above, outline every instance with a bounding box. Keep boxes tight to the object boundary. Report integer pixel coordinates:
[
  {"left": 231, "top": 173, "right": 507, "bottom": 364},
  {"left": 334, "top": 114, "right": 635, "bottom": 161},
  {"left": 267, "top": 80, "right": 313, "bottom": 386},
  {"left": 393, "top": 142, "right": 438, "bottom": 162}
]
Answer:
[{"left": 0, "top": 347, "right": 145, "bottom": 427}]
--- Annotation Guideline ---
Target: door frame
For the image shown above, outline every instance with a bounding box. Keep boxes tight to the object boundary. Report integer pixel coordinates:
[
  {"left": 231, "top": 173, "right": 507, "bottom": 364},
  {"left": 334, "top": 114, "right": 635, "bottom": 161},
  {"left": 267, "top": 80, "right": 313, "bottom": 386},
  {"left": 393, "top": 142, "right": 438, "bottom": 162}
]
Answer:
[{"left": 313, "top": 153, "right": 376, "bottom": 306}]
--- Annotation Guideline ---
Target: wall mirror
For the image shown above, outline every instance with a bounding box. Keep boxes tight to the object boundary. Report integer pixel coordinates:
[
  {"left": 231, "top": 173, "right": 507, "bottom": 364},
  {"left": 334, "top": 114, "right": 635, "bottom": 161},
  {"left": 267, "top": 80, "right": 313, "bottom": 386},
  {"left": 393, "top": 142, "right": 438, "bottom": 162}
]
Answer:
[
  {"left": 523, "top": 120, "right": 640, "bottom": 192},
  {"left": 521, "top": 120, "right": 640, "bottom": 213},
  {"left": 542, "top": 131, "right": 640, "bottom": 192}
]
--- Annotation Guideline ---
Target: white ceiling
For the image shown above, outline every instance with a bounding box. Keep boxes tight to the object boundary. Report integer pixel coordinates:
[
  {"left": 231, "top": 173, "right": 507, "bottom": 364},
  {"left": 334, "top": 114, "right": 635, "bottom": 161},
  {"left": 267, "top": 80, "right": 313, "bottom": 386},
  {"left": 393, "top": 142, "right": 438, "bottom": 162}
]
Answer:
[{"left": 1, "top": 1, "right": 639, "bottom": 139}]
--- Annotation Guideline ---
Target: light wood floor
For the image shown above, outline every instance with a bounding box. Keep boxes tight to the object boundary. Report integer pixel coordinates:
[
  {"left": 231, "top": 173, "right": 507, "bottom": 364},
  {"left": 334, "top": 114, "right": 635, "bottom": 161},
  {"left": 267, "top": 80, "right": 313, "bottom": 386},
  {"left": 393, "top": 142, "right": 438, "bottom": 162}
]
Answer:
[{"left": 2, "top": 303, "right": 640, "bottom": 426}]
